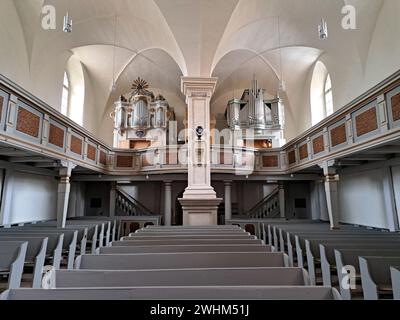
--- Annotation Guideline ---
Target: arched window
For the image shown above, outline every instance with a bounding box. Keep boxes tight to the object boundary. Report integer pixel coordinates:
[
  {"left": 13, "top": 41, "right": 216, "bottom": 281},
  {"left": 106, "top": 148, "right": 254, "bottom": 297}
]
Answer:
[
  {"left": 310, "top": 61, "right": 333, "bottom": 126},
  {"left": 61, "top": 72, "right": 69, "bottom": 116},
  {"left": 324, "top": 74, "right": 333, "bottom": 116},
  {"left": 62, "top": 56, "right": 85, "bottom": 126}
]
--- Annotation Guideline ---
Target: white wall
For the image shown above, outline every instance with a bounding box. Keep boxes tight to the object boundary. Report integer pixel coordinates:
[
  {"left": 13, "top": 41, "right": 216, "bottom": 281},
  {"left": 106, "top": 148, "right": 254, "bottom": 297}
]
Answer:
[
  {"left": 9, "top": 171, "right": 57, "bottom": 224},
  {"left": 338, "top": 167, "right": 388, "bottom": 229}
]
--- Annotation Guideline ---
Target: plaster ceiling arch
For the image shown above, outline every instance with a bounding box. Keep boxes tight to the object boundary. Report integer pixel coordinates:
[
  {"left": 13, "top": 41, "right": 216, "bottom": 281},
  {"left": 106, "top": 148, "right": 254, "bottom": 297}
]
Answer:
[
  {"left": 70, "top": 45, "right": 185, "bottom": 123},
  {"left": 211, "top": 0, "right": 384, "bottom": 78},
  {"left": 211, "top": 46, "right": 323, "bottom": 113},
  {"left": 12, "top": 0, "right": 45, "bottom": 68},
  {"left": 18, "top": 0, "right": 187, "bottom": 79}
]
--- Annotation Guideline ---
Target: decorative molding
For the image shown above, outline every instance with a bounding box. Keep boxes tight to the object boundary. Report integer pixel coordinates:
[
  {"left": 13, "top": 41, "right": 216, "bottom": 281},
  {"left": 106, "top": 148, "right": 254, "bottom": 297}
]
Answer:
[
  {"left": 262, "top": 155, "right": 279, "bottom": 168},
  {"left": 48, "top": 123, "right": 65, "bottom": 148},
  {"left": 330, "top": 123, "right": 347, "bottom": 147},
  {"left": 355, "top": 107, "right": 378, "bottom": 137},
  {"left": 391, "top": 92, "right": 400, "bottom": 121},
  {"left": 312, "top": 135, "right": 324, "bottom": 154},
  {"left": 299, "top": 143, "right": 308, "bottom": 160},
  {"left": 87, "top": 144, "right": 96, "bottom": 161},
  {"left": 116, "top": 155, "right": 133, "bottom": 168},
  {"left": 288, "top": 150, "right": 296, "bottom": 165},
  {"left": 16, "top": 106, "right": 40, "bottom": 138},
  {"left": 70, "top": 135, "right": 83, "bottom": 155}
]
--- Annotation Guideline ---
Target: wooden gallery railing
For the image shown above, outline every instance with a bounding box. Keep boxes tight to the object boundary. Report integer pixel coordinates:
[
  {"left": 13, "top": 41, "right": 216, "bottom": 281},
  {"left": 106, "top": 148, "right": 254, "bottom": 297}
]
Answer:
[{"left": 1, "top": 70, "right": 400, "bottom": 176}]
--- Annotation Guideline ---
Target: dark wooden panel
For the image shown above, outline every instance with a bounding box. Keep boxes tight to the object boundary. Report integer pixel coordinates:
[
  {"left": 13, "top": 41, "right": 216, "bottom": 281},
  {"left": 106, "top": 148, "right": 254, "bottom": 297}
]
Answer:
[
  {"left": 70, "top": 135, "right": 83, "bottom": 155},
  {"left": 330, "top": 123, "right": 346, "bottom": 147},
  {"left": 288, "top": 150, "right": 296, "bottom": 165},
  {"left": 87, "top": 144, "right": 96, "bottom": 161},
  {"left": 0, "top": 96, "right": 3, "bottom": 121},
  {"left": 117, "top": 155, "right": 133, "bottom": 168},
  {"left": 100, "top": 151, "right": 107, "bottom": 165},
  {"left": 312, "top": 135, "right": 324, "bottom": 155},
  {"left": 48, "top": 124, "right": 65, "bottom": 148},
  {"left": 299, "top": 144, "right": 308, "bottom": 160},
  {"left": 392, "top": 93, "right": 400, "bottom": 121},
  {"left": 355, "top": 107, "right": 378, "bottom": 137},
  {"left": 262, "top": 155, "right": 278, "bottom": 168},
  {"left": 16, "top": 107, "right": 40, "bottom": 138}
]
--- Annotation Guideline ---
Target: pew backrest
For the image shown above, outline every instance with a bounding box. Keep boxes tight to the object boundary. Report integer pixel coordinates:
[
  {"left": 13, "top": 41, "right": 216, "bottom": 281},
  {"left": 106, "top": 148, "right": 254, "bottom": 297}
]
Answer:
[
  {"left": 75, "top": 252, "right": 288, "bottom": 270},
  {"left": 43, "top": 267, "right": 309, "bottom": 288},
  {"left": 390, "top": 266, "right": 400, "bottom": 300},
  {"left": 113, "top": 239, "right": 263, "bottom": 246},
  {"left": 98, "top": 244, "right": 271, "bottom": 254},
  {"left": 0, "top": 286, "right": 342, "bottom": 300},
  {"left": 359, "top": 256, "right": 400, "bottom": 300},
  {"left": 0, "top": 241, "right": 28, "bottom": 289}
]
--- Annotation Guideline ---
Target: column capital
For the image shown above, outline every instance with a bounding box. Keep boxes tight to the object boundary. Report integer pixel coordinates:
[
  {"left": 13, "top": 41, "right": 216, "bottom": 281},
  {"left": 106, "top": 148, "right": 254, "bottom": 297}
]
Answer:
[
  {"left": 181, "top": 77, "right": 218, "bottom": 99},
  {"left": 164, "top": 180, "right": 173, "bottom": 186},
  {"left": 224, "top": 180, "right": 233, "bottom": 186}
]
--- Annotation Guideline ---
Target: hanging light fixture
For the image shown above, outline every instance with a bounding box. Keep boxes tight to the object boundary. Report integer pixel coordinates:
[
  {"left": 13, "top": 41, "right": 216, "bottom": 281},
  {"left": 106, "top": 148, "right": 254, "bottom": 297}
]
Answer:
[
  {"left": 318, "top": 18, "right": 328, "bottom": 40},
  {"left": 63, "top": 12, "right": 72, "bottom": 33}
]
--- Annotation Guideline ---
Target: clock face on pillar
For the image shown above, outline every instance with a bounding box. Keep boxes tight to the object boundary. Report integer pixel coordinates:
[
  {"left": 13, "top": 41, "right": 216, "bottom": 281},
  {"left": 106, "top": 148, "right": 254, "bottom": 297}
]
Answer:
[{"left": 196, "top": 126, "right": 204, "bottom": 140}]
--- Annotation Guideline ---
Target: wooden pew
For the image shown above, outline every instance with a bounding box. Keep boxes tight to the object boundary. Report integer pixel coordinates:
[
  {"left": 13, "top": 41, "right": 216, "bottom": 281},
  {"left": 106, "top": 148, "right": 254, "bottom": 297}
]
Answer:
[
  {"left": 113, "top": 239, "right": 263, "bottom": 246},
  {"left": 0, "top": 241, "right": 27, "bottom": 289},
  {"left": 0, "top": 286, "right": 341, "bottom": 300},
  {"left": 68, "top": 218, "right": 118, "bottom": 243},
  {"left": 0, "top": 236, "right": 47, "bottom": 288},
  {"left": 0, "top": 229, "right": 77, "bottom": 269},
  {"left": 359, "top": 256, "right": 400, "bottom": 300},
  {"left": 134, "top": 231, "right": 248, "bottom": 235},
  {"left": 36, "top": 220, "right": 101, "bottom": 254},
  {"left": 42, "top": 267, "right": 310, "bottom": 288},
  {"left": 0, "top": 233, "right": 63, "bottom": 269},
  {"left": 122, "top": 234, "right": 255, "bottom": 241},
  {"left": 27, "top": 224, "right": 89, "bottom": 255},
  {"left": 390, "top": 266, "right": 400, "bottom": 300},
  {"left": 98, "top": 244, "right": 272, "bottom": 254},
  {"left": 302, "top": 237, "right": 400, "bottom": 285},
  {"left": 283, "top": 229, "right": 397, "bottom": 259},
  {"left": 294, "top": 234, "right": 400, "bottom": 268},
  {"left": 334, "top": 249, "right": 400, "bottom": 300},
  {"left": 320, "top": 243, "right": 400, "bottom": 287},
  {"left": 75, "top": 252, "right": 289, "bottom": 270}
]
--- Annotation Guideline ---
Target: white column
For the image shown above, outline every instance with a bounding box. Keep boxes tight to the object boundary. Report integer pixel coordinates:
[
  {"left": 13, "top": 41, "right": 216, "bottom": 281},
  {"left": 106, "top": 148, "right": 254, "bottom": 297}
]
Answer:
[
  {"left": 324, "top": 175, "right": 340, "bottom": 229},
  {"left": 278, "top": 182, "right": 286, "bottom": 219},
  {"left": 179, "top": 77, "right": 222, "bottom": 226},
  {"left": 224, "top": 181, "right": 232, "bottom": 222},
  {"left": 0, "top": 168, "right": 14, "bottom": 226},
  {"left": 57, "top": 163, "right": 74, "bottom": 228},
  {"left": 164, "top": 181, "right": 172, "bottom": 226},
  {"left": 109, "top": 182, "right": 117, "bottom": 218}
]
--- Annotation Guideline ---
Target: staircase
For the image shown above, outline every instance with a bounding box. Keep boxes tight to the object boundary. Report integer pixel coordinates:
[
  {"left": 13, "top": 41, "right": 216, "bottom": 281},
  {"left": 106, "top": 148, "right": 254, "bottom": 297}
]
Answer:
[
  {"left": 246, "top": 187, "right": 280, "bottom": 219},
  {"left": 115, "top": 187, "right": 155, "bottom": 216}
]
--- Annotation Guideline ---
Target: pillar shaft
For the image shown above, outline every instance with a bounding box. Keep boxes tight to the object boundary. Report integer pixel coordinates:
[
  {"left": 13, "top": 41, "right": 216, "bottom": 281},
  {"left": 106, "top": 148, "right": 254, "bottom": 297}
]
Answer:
[
  {"left": 164, "top": 181, "right": 172, "bottom": 226},
  {"left": 224, "top": 181, "right": 232, "bottom": 222},
  {"left": 278, "top": 182, "right": 285, "bottom": 219},
  {"left": 56, "top": 164, "right": 74, "bottom": 228},
  {"left": 179, "top": 77, "right": 222, "bottom": 226},
  {"left": 324, "top": 174, "right": 340, "bottom": 229},
  {"left": 109, "top": 182, "right": 117, "bottom": 218}
]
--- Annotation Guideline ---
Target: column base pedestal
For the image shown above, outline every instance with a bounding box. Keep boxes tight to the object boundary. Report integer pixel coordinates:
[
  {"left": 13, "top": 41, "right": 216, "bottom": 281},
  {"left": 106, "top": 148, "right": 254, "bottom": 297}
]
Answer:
[{"left": 179, "top": 198, "right": 222, "bottom": 226}]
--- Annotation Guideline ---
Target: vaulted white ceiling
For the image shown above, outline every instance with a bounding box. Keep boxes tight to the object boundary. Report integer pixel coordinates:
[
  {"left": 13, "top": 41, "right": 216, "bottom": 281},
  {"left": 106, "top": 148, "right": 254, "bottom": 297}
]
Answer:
[{"left": 6, "top": 0, "right": 393, "bottom": 143}]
